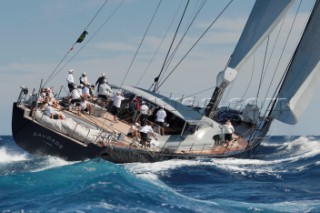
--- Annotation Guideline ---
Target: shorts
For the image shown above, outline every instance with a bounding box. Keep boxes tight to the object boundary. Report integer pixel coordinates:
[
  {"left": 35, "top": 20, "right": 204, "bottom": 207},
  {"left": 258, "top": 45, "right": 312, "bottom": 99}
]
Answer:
[
  {"left": 98, "top": 94, "right": 108, "bottom": 100},
  {"left": 111, "top": 106, "right": 120, "bottom": 115},
  {"left": 156, "top": 121, "right": 164, "bottom": 127},
  {"left": 225, "top": 133, "right": 232, "bottom": 141},
  {"left": 71, "top": 99, "right": 81, "bottom": 106},
  {"left": 52, "top": 114, "right": 59, "bottom": 119},
  {"left": 140, "top": 132, "right": 149, "bottom": 140}
]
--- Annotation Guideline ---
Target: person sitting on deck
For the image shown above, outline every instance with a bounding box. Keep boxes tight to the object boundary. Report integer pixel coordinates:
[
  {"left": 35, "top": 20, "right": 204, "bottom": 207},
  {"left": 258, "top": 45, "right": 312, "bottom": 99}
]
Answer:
[
  {"left": 127, "top": 122, "right": 141, "bottom": 140},
  {"left": 46, "top": 87, "right": 59, "bottom": 108},
  {"left": 81, "top": 83, "right": 91, "bottom": 99},
  {"left": 89, "top": 84, "right": 96, "bottom": 99},
  {"left": 139, "top": 121, "right": 157, "bottom": 148},
  {"left": 68, "top": 85, "right": 82, "bottom": 113},
  {"left": 80, "top": 95, "right": 92, "bottom": 115},
  {"left": 222, "top": 120, "right": 235, "bottom": 146},
  {"left": 42, "top": 97, "right": 64, "bottom": 120}
]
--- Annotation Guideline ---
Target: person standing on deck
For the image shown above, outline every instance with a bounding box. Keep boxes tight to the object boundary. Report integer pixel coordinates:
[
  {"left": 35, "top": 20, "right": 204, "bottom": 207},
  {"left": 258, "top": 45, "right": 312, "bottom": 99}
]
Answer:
[
  {"left": 222, "top": 120, "right": 235, "bottom": 144},
  {"left": 155, "top": 107, "right": 167, "bottom": 135},
  {"left": 66, "top": 69, "right": 75, "bottom": 92},
  {"left": 95, "top": 73, "right": 107, "bottom": 93},
  {"left": 98, "top": 79, "right": 113, "bottom": 109},
  {"left": 68, "top": 85, "right": 82, "bottom": 113},
  {"left": 139, "top": 101, "right": 150, "bottom": 123},
  {"left": 111, "top": 91, "right": 125, "bottom": 122},
  {"left": 79, "top": 72, "right": 88, "bottom": 85}
]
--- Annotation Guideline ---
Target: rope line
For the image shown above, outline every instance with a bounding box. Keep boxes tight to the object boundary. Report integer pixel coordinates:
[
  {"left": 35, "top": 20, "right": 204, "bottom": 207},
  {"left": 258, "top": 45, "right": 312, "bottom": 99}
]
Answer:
[
  {"left": 43, "top": 0, "right": 109, "bottom": 87},
  {"left": 120, "top": 0, "right": 163, "bottom": 88},
  {"left": 157, "top": 0, "right": 234, "bottom": 90}
]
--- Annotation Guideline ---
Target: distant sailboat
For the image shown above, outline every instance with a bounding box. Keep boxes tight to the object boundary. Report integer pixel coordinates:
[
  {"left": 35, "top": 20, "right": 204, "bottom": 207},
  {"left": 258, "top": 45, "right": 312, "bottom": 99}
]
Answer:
[{"left": 11, "top": 0, "right": 320, "bottom": 163}]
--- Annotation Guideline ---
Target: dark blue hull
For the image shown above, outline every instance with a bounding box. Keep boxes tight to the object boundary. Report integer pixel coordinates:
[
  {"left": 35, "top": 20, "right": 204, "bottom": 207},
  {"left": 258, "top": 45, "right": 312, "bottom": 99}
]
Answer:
[{"left": 12, "top": 103, "right": 104, "bottom": 161}]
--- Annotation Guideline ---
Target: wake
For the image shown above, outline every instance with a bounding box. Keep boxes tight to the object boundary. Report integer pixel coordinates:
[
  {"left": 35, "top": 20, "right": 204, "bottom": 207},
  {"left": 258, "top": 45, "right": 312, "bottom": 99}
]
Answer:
[{"left": 125, "top": 136, "right": 320, "bottom": 179}]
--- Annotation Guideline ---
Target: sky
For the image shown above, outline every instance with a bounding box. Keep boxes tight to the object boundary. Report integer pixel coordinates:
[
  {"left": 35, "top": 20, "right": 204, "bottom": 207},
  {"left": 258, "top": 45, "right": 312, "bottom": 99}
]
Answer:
[{"left": 1, "top": 0, "right": 319, "bottom": 136}]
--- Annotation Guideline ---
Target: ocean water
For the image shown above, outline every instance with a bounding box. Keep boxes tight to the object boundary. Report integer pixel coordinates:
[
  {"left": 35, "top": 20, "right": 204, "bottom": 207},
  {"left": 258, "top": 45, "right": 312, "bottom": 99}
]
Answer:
[{"left": 0, "top": 136, "right": 319, "bottom": 212}]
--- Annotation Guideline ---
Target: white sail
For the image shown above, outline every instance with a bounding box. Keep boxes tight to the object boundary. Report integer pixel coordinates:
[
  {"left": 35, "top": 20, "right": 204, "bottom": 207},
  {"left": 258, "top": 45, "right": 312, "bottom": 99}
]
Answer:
[
  {"left": 205, "top": 0, "right": 295, "bottom": 117},
  {"left": 272, "top": 1, "right": 320, "bottom": 124},
  {"left": 228, "top": 0, "right": 295, "bottom": 70}
]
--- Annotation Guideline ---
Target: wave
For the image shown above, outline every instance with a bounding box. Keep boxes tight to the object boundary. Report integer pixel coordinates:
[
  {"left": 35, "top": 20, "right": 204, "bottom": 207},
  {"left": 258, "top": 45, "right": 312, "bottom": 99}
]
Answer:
[
  {"left": 0, "top": 147, "right": 29, "bottom": 163},
  {"left": 124, "top": 136, "right": 320, "bottom": 182}
]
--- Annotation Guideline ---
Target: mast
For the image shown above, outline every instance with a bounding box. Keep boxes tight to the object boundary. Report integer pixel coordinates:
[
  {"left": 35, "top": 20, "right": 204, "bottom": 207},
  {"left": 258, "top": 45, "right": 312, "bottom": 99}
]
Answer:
[
  {"left": 271, "top": 0, "right": 320, "bottom": 124},
  {"left": 205, "top": 0, "right": 295, "bottom": 118}
]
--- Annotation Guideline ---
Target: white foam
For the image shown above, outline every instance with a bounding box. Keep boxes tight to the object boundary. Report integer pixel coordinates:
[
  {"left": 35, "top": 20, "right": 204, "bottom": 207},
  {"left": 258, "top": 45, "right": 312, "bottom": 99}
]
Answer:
[
  {"left": 124, "top": 136, "right": 320, "bottom": 179},
  {"left": 0, "top": 147, "right": 29, "bottom": 163},
  {"left": 245, "top": 199, "right": 320, "bottom": 212},
  {"left": 31, "top": 156, "right": 77, "bottom": 172}
]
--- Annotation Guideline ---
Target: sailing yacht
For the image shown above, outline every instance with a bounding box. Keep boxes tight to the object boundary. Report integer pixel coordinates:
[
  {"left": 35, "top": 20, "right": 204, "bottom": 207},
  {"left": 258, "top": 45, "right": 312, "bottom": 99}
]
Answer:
[{"left": 12, "top": 0, "right": 320, "bottom": 163}]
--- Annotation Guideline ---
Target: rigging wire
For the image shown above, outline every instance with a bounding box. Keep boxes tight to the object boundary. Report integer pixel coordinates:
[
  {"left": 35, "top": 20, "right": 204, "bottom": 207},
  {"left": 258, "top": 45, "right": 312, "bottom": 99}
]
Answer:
[
  {"left": 183, "top": 86, "right": 215, "bottom": 99},
  {"left": 45, "top": 0, "right": 125, "bottom": 85},
  {"left": 159, "top": 0, "right": 207, "bottom": 84},
  {"left": 156, "top": 0, "right": 234, "bottom": 91},
  {"left": 120, "top": 0, "right": 163, "bottom": 88},
  {"left": 256, "top": 36, "right": 270, "bottom": 100},
  {"left": 153, "top": 0, "right": 190, "bottom": 92},
  {"left": 261, "top": 18, "right": 285, "bottom": 84},
  {"left": 43, "top": 0, "right": 109, "bottom": 87},
  {"left": 138, "top": 1, "right": 185, "bottom": 90},
  {"left": 236, "top": 55, "right": 256, "bottom": 107}
]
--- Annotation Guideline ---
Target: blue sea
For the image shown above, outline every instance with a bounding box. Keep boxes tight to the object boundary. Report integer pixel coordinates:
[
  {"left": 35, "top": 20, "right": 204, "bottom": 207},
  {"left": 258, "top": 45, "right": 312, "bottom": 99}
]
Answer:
[{"left": 0, "top": 136, "right": 319, "bottom": 212}]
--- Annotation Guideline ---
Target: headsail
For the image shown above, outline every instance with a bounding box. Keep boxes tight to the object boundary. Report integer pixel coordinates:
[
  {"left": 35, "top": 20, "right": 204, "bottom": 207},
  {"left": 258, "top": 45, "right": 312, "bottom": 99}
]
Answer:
[
  {"left": 205, "top": 0, "right": 295, "bottom": 118},
  {"left": 271, "top": 0, "right": 320, "bottom": 124}
]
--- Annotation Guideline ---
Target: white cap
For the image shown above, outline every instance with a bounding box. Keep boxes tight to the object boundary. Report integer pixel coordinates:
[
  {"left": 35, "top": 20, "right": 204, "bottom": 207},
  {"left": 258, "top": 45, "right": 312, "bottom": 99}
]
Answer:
[
  {"left": 69, "top": 69, "right": 74, "bottom": 73},
  {"left": 102, "top": 73, "right": 105, "bottom": 77},
  {"left": 82, "top": 72, "right": 86, "bottom": 76}
]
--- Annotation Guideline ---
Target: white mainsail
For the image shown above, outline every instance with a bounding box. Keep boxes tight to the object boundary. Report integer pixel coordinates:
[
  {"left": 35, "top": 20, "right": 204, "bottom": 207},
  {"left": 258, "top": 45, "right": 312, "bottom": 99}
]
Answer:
[
  {"left": 272, "top": 0, "right": 320, "bottom": 125},
  {"left": 228, "top": 0, "right": 295, "bottom": 70},
  {"left": 205, "top": 0, "right": 295, "bottom": 117}
]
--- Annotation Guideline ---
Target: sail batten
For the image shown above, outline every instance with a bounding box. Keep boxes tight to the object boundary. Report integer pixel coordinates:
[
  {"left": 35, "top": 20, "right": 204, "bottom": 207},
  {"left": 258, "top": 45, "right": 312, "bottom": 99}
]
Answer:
[{"left": 272, "top": 0, "right": 320, "bottom": 124}]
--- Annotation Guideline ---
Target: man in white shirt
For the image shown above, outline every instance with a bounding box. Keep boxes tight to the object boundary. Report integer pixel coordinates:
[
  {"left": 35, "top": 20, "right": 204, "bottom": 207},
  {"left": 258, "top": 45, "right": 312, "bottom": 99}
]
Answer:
[
  {"left": 222, "top": 120, "right": 235, "bottom": 143},
  {"left": 98, "top": 79, "right": 113, "bottom": 101},
  {"left": 79, "top": 72, "right": 88, "bottom": 85},
  {"left": 111, "top": 92, "right": 125, "bottom": 121},
  {"left": 139, "top": 101, "right": 150, "bottom": 122},
  {"left": 139, "top": 121, "right": 157, "bottom": 148},
  {"left": 69, "top": 85, "right": 81, "bottom": 113},
  {"left": 66, "top": 69, "right": 75, "bottom": 92},
  {"left": 156, "top": 107, "right": 167, "bottom": 135}
]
